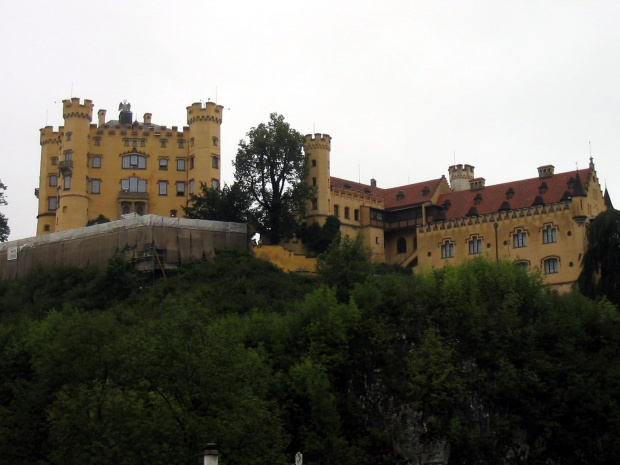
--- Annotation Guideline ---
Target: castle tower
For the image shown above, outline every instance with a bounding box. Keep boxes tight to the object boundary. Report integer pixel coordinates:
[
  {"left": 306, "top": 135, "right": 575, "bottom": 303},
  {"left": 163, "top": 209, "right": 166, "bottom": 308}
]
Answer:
[
  {"left": 187, "top": 102, "right": 224, "bottom": 192},
  {"left": 36, "top": 127, "right": 62, "bottom": 234},
  {"left": 448, "top": 164, "right": 475, "bottom": 192},
  {"left": 304, "top": 133, "right": 331, "bottom": 224},
  {"left": 55, "top": 98, "right": 93, "bottom": 231}
]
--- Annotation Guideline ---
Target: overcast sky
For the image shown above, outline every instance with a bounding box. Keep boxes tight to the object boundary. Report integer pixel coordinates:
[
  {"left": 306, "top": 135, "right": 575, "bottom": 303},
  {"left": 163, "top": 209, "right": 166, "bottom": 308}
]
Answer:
[{"left": 1, "top": 1, "right": 619, "bottom": 240}]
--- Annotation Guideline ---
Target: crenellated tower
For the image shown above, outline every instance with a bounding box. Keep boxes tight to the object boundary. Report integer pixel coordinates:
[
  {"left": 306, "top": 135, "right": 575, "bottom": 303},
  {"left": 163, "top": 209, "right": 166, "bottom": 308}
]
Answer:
[
  {"left": 36, "top": 127, "right": 62, "bottom": 234},
  {"left": 304, "top": 133, "right": 331, "bottom": 224},
  {"left": 56, "top": 98, "right": 93, "bottom": 231},
  {"left": 187, "top": 102, "right": 224, "bottom": 191},
  {"left": 448, "top": 164, "right": 475, "bottom": 192}
]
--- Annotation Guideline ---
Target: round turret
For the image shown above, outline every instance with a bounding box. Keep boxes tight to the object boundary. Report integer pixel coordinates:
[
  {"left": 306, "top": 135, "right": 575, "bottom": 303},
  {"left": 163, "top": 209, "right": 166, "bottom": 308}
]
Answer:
[
  {"left": 187, "top": 102, "right": 224, "bottom": 191},
  {"left": 304, "top": 133, "right": 331, "bottom": 222},
  {"left": 448, "top": 164, "right": 475, "bottom": 192}
]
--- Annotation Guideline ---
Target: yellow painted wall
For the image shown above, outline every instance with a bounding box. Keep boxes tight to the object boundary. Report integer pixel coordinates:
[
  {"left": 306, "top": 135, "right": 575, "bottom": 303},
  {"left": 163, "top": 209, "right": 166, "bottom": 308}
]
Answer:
[
  {"left": 253, "top": 245, "right": 317, "bottom": 273},
  {"left": 36, "top": 98, "right": 223, "bottom": 235}
]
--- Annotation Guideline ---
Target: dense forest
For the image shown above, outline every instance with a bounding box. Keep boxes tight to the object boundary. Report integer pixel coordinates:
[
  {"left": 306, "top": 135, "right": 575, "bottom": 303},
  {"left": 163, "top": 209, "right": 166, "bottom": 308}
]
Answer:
[{"left": 1, "top": 236, "right": 620, "bottom": 465}]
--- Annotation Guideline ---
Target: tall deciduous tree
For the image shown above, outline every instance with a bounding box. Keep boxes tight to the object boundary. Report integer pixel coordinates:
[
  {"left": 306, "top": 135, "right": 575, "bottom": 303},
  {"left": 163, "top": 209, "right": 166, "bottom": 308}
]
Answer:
[
  {"left": 0, "top": 180, "right": 9, "bottom": 242},
  {"left": 233, "top": 113, "right": 311, "bottom": 244},
  {"left": 578, "top": 209, "right": 620, "bottom": 306},
  {"left": 183, "top": 182, "right": 251, "bottom": 223}
]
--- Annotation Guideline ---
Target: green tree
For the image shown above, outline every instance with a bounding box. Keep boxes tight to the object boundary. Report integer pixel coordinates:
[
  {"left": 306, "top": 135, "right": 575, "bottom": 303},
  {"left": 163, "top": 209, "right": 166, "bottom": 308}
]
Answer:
[
  {"left": 316, "top": 232, "right": 373, "bottom": 302},
  {"left": 183, "top": 182, "right": 252, "bottom": 223},
  {"left": 233, "top": 113, "right": 312, "bottom": 244},
  {"left": 0, "top": 180, "right": 9, "bottom": 242},
  {"left": 299, "top": 216, "right": 341, "bottom": 254},
  {"left": 578, "top": 209, "right": 620, "bottom": 306}
]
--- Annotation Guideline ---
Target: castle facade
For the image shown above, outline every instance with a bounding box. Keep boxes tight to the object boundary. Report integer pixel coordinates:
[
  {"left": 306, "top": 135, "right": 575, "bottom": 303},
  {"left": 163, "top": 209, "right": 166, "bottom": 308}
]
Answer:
[
  {"left": 302, "top": 134, "right": 612, "bottom": 291},
  {"left": 36, "top": 98, "right": 223, "bottom": 234}
]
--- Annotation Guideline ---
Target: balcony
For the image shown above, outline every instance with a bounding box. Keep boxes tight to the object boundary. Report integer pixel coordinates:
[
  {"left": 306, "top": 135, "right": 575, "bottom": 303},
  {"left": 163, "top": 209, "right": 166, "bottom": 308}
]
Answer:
[
  {"left": 118, "top": 190, "right": 149, "bottom": 201},
  {"left": 58, "top": 160, "right": 73, "bottom": 172}
]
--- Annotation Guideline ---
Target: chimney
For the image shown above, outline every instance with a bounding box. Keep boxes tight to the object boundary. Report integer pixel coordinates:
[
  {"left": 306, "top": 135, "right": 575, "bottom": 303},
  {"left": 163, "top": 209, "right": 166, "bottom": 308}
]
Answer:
[
  {"left": 203, "top": 445, "right": 218, "bottom": 465},
  {"left": 370, "top": 178, "right": 377, "bottom": 188},
  {"left": 469, "top": 178, "right": 486, "bottom": 191},
  {"left": 144, "top": 113, "right": 152, "bottom": 124},
  {"left": 98, "top": 109, "right": 106, "bottom": 126},
  {"left": 537, "top": 165, "right": 554, "bottom": 178}
]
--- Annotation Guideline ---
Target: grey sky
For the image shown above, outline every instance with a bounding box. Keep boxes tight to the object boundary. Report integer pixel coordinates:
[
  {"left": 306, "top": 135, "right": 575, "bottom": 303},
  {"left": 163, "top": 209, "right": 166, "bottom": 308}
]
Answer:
[{"left": 1, "top": 1, "right": 619, "bottom": 240}]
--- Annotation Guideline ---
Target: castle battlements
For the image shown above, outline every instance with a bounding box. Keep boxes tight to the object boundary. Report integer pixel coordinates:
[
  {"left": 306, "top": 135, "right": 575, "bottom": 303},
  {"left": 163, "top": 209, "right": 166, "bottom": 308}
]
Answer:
[
  {"left": 62, "top": 98, "right": 93, "bottom": 121},
  {"left": 418, "top": 201, "right": 572, "bottom": 235},
  {"left": 304, "top": 133, "right": 331, "bottom": 151},
  {"left": 186, "top": 102, "right": 224, "bottom": 125}
]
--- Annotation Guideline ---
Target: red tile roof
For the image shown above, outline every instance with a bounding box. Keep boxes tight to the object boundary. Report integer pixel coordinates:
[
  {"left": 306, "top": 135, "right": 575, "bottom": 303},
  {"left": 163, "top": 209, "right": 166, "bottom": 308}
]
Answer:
[
  {"left": 436, "top": 169, "right": 590, "bottom": 220},
  {"left": 330, "top": 176, "right": 447, "bottom": 209}
]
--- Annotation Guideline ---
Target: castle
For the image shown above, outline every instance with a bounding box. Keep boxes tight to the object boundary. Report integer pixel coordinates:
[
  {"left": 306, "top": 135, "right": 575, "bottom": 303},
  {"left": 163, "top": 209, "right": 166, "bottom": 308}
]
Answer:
[
  {"left": 35, "top": 98, "right": 612, "bottom": 290},
  {"left": 36, "top": 98, "right": 223, "bottom": 234},
  {"left": 300, "top": 134, "right": 612, "bottom": 291}
]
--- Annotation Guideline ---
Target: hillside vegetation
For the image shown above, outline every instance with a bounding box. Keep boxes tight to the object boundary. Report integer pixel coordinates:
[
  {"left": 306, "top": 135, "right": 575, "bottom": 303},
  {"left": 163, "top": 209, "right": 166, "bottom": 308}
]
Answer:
[{"left": 1, "top": 241, "right": 619, "bottom": 465}]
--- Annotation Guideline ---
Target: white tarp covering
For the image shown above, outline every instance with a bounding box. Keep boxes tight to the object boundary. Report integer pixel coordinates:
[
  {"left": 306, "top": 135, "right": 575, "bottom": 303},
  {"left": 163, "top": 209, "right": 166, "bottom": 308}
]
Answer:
[{"left": 0, "top": 215, "right": 247, "bottom": 254}]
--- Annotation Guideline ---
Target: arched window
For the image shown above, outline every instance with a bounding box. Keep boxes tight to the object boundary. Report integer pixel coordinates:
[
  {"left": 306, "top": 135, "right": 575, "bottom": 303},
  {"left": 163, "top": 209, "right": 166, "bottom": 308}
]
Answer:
[
  {"left": 397, "top": 237, "right": 407, "bottom": 254},
  {"left": 544, "top": 257, "right": 559, "bottom": 274}
]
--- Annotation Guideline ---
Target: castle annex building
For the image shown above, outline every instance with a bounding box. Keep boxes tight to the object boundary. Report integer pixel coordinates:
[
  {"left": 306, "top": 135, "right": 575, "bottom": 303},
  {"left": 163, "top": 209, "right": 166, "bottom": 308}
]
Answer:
[
  {"left": 36, "top": 98, "right": 223, "bottom": 234},
  {"left": 302, "top": 134, "right": 612, "bottom": 291}
]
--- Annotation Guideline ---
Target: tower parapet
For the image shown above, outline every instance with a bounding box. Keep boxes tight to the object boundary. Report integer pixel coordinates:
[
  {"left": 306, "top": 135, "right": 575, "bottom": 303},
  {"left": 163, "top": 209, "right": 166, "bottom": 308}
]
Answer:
[
  {"left": 62, "top": 98, "right": 93, "bottom": 121},
  {"left": 187, "top": 101, "right": 224, "bottom": 125},
  {"left": 449, "top": 164, "right": 475, "bottom": 192}
]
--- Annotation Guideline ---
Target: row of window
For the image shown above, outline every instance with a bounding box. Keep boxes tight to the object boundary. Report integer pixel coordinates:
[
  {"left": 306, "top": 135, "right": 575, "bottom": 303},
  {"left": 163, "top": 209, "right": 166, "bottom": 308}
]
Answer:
[
  {"left": 331, "top": 204, "right": 360, "bottom": 221},
  {"left": 512, "top": 225, "right": 558, "bottom": 247},
  {"left": 47, "top": 177, "right": 218, "bottom": 209},
  {"left": 50, "top": 155, "right": 220, "bottom": 171},
  {"left": 439, "top": 238, "right": 561, "bottom": 274},
  {"left": 89, "top": 136, "right": 220, "bottom": 149}
]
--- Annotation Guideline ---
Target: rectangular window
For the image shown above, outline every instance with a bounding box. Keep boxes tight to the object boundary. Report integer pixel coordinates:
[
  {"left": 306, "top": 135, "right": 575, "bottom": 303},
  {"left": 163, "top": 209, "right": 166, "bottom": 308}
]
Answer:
[
  {"left": 176, "top": 182, "right": 185, "bottom": 196},
  {"left": 178, "top": 140, "right": 185, "bottom": 148},
  {"left": 513, "top": 230, "right": 527, "bottom": 248},
  {"left": 190, "top": 138, "right": 195, "bottom": 147},
  {"left": 63, "top": 175, "right": 71, "bottom": 190},
  {"left": 189, "top": 157, "right": 195, "bottom": 170},
  {"left": 121, "top": 179, "right": 130, "bottom": 191},
  {"left": 441, "top": 241, "right": 454, "bottom": 259},
  {"left": 212, "top": 137, "right": 218, "bottom": 146},
  {"left": 311, "top": 198, "right": 318, "bottom": 210},
  {"left": 132, "top": 139, "right": 137, "bottom": 147},
  {"left": 189, "top": 179, "right": 195, "bottom": 195},
  {"left": 311, "top": 159, "right": 317, "bottom": 167},
  {"left": 159, "top": 181, "right": 168, "bottom": 196},
  {"left": 51, "top": 157, "right": 58, "bottom": 165},
  {"left": 212, "top": 156, "right": 219, "bottom": 169},
  {"left": 64, "top": 151, "right": 72, "bottom": 161},
  {"left": 354, "top": 209, "right": 360, "bottom": 221},
  {"left": 124, "top": 139, "right": 130, "bottom": 147},
  {"left": 91, "top": 179, "right": 101, "bottom": 194},
  {"left": 177, "top": 158, "right": 186, "bottom": 171},
  {"left": 469, "top": 237, "right": 482, "bottom": 255},
  {"left": 159, "top": 158, "right": 168, "bottom": 170},
  {"left": 543, "top": 226, "right": 557, "bottom": 244},
  {"left": 161, "top": 139, "right": 167, "bottom": 148},
  {"left": 334, "top": 205, "right": 339, "bottom": 217},
  {"left": 170, "top": 209, "right": 177, "bottom": 218},
  {"left": 544, "top": 258, "right": 559, "bottom": 274},
  {"left": 211, "top": 179, "right": 219, "bottom": 190},
  {"left": 140, "top": 140, "right": 146, "bottom": 147},
  {"left": 92, "top": 156, "right": 101, "bottom": 168},
  {"left": 94, "top": 138, "right": 100, "bottom": 146},
  {"left": 344, "top": 207, "right": 350, "bottom": 219},
  {"left": 48, "top": 197, "right": 57, "bottom": 210},
  {"left": 66, "top": 132, "right": 72, "bottom": 141},
  {"left": 312, "top": 177, "right": 316, "bottom": 186},
  {"left": 49, "top": 175, "right": 58, "bottom": 187}
]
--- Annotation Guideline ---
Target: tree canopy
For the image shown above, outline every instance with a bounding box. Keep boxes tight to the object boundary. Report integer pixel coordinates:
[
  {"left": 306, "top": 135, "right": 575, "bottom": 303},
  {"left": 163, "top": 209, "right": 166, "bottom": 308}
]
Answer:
[
  {"left": 0, "top": 180, "right": 9, "bottom": 242},
  {"left": 183, "top": 182, "right": 252, "bottom": 224},
  {"left": 2, "top": 252, "right": 620, "bottom": 464},
  {"left": 233, "top": 113, "right": 312, "bottom": 244},
  {"left": 578, "top": 209, "right": 620, "bottom": 307}
]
